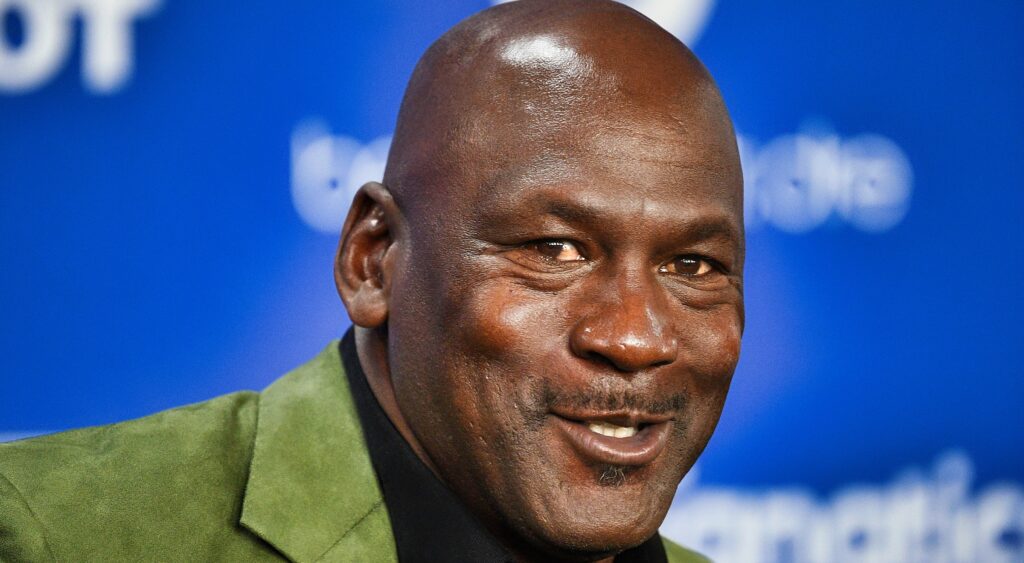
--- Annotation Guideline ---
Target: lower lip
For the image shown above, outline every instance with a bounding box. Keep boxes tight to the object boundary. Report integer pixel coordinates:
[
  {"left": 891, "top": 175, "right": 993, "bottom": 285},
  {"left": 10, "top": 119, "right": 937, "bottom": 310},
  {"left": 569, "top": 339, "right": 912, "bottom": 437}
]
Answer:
[{"left": 551, "top": 416, "right": 672, "bottom": 467}]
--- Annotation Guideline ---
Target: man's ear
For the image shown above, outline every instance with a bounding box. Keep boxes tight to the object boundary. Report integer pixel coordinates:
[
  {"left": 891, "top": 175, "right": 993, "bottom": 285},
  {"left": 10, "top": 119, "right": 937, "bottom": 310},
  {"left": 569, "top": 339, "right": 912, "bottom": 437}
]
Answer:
[{"left": 335, "top": 182, "right": 400, "bottom": 328}]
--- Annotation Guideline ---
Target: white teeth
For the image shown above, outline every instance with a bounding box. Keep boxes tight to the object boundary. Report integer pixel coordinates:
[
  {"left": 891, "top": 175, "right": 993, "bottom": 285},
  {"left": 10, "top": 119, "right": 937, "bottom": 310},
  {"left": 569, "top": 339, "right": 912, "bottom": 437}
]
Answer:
[{"left": 587, "top": 422, "right": 638, "bottom": 438}]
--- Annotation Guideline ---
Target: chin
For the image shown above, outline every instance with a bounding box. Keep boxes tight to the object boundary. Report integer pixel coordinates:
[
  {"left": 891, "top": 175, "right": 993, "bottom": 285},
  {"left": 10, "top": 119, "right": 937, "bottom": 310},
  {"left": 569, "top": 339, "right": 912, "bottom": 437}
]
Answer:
[{"left": 507, "top": 463, "right": 675, "bottom": 560}]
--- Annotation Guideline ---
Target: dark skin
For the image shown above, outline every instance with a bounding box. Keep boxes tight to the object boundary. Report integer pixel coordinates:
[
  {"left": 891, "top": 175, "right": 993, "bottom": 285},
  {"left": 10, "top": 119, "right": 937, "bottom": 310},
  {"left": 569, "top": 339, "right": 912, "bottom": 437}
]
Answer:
[{"left": 335, "top": 1, "right": 743, "bottom": 561}]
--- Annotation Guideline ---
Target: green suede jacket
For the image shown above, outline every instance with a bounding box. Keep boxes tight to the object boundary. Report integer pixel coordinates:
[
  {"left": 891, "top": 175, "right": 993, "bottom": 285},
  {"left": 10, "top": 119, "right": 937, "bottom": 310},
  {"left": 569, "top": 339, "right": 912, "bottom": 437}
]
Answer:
[{"left": 0, "top": 343, "right": 707, "bottom": 562}]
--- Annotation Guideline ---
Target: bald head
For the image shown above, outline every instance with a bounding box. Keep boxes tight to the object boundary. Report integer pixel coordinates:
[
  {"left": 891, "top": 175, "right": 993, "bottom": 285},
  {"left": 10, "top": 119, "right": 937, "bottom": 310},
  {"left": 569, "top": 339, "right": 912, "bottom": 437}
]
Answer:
[{"left": 383, "top": 0, "right": 740, "bottom": 217}]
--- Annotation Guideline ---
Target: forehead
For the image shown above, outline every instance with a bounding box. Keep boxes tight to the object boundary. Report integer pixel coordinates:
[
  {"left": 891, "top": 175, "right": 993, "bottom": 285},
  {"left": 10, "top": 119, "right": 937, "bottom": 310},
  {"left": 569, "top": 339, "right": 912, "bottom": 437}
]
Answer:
[
  {"left": 450, "top": 109, "right": 743, "bottom": 229},
  {"left": 460, "top": 36, "right": 737, "bottom": 204}
]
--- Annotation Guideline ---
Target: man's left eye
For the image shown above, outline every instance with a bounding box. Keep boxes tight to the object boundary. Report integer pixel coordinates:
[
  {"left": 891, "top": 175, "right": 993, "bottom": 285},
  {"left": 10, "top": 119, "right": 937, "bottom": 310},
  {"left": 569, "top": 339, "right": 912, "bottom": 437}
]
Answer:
[
  {"left": 660, "top": 255, "right": 715, "bottom": 277},
  {"left": 531, "top": 240, "right": 585, "bottom": 262}
]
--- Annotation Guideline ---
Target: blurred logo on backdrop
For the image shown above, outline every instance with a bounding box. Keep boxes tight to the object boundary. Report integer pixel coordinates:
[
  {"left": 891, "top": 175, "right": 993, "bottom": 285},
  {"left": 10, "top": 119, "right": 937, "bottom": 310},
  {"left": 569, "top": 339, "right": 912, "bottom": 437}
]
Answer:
[
  {"left": 663, "top": 451, "right": 1024, "bottom": 563},
  {"left": 740, "top": 128, "right": 913, "bottom": 233},
  {"left": 493, "top": 0, "right": 717, "bottom": 46},
  {"left": 290, "top": 123, "right": 913, "bottom": 234},
  {"left": 0, "top": 0, "right": 160, "bottom": 93},
  {"left": 290, "top": 120, "right": 392, "bottom": 234}
]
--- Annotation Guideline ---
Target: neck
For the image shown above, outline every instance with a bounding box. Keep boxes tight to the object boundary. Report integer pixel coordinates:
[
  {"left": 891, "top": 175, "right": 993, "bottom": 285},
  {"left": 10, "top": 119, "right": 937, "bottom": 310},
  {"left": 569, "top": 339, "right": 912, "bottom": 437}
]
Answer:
[{"left": 353, "top": 326, "right": 442, "bottom": 477}]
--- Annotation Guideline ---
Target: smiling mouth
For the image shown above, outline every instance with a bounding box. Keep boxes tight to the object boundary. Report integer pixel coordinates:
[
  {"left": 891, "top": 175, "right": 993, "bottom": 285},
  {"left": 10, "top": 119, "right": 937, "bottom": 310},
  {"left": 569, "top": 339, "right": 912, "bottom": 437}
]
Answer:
[{"left": 550, "top": 412, "right": 673, "bottom": 467}]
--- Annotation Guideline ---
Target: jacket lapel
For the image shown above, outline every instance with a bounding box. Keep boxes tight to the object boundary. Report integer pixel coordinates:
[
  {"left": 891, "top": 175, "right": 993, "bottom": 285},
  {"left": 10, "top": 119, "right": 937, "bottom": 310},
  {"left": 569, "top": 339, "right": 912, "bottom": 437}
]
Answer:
[{"left": 239, "top": 342, "right": 397, "bottom": 562}]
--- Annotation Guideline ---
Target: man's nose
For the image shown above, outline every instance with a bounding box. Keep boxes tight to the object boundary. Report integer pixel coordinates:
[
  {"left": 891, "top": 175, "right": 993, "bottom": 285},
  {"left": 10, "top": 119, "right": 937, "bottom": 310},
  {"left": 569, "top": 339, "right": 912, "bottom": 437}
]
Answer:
[{"left": 569, "top": 274, "right": 678, "bottom": 373}]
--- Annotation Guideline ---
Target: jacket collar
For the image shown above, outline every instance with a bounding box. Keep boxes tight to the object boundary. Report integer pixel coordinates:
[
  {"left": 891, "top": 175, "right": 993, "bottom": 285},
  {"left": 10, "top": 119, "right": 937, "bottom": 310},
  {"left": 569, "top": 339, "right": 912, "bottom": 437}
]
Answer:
[{"left": 239, "top": 341, "right": 396, "bottom": 562}]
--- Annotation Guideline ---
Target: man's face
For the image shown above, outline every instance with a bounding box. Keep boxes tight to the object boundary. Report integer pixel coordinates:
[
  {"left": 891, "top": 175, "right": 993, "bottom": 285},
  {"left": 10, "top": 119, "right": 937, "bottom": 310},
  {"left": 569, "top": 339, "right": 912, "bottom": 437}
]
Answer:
[{"left": 382, "top": 36, "right": 744, "bottom": 559}]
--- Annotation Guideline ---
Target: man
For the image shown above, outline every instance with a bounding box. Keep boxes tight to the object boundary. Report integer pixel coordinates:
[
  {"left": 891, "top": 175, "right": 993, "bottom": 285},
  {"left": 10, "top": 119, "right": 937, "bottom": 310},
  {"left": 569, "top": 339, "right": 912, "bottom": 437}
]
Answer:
[{"left": 0, "top": 0, "right": 743, "bottom": 561}]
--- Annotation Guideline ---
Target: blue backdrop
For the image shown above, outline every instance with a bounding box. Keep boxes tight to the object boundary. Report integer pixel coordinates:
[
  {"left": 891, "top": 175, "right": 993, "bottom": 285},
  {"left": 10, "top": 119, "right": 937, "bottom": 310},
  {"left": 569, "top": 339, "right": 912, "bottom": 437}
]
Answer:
[{"left": 2, "top": 1, "right": 1021, "bottom": 561}]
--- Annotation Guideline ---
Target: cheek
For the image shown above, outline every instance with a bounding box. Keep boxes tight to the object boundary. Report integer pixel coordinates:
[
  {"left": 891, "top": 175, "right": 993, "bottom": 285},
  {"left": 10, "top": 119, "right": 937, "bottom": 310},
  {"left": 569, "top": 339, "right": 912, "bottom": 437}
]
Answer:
[
  {"left": 681, "top": 306, "right": 742, "bottom": 386},
  {"left": 673, "top": 306, "right": 741, "bottom": 446},
  {"left": 451, "top": 281, "right": 568, "bottom": 365},
  {"left": 440, "top": 283, "right": 576, "bottom": 444}
]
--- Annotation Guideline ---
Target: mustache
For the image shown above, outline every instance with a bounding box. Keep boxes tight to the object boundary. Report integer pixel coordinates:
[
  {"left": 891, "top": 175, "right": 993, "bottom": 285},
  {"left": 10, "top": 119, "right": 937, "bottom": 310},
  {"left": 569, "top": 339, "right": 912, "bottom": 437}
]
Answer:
[{"left": 540, "top": 382, "right": 687, "bottom": 416}]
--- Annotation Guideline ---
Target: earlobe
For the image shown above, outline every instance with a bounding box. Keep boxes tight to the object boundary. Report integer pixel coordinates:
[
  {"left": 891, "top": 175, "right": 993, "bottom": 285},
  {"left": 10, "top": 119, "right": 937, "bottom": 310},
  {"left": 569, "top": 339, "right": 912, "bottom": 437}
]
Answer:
[{"left": 335, "top": 182, "right": 400, "bottom": 328}]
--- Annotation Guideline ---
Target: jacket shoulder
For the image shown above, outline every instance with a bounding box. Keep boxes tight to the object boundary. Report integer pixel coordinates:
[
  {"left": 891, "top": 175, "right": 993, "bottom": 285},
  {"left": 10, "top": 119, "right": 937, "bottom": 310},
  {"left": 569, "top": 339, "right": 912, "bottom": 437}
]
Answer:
[
  {"left": 662, "top": 535, "right": 712, "bottom": 563},
  {"left": 0, "top": 391, "right": 275, "bottom": 561}
]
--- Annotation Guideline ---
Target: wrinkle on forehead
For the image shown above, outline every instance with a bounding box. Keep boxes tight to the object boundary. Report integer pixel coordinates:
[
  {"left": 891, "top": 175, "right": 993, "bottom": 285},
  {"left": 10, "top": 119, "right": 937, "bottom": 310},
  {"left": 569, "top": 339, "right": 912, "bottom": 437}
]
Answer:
[{"left": 473, "top": 149, "right": 739, "bottom": 223}]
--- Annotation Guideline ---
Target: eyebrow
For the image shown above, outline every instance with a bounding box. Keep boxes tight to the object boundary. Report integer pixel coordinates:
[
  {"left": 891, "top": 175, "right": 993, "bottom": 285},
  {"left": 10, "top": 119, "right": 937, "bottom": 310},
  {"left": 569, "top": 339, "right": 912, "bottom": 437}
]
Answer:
[{"left": 543, "top": 200, "right": 603, "bottom": 224}]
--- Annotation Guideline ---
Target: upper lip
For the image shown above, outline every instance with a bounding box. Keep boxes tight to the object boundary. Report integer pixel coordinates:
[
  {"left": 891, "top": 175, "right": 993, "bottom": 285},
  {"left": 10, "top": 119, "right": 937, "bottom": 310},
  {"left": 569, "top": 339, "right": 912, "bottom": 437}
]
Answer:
[{"left": 550, "top": 408, "right": 674, "bottom": 428}]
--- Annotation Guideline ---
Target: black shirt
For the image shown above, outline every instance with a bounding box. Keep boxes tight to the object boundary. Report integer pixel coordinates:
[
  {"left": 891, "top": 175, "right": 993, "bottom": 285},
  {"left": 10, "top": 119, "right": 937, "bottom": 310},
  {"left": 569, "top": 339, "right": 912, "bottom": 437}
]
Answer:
[{"left": 340, "top": 329, "right": 668, "bottom": 563}]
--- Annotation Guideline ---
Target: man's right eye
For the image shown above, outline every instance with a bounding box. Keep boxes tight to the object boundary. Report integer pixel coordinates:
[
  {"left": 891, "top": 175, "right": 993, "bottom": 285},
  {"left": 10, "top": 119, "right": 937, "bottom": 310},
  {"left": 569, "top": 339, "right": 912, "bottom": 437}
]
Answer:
[{"left": 529, "top": 240, "right": 586, "bottom": 262}]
